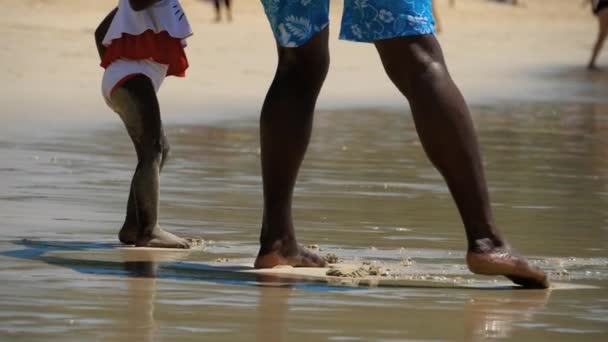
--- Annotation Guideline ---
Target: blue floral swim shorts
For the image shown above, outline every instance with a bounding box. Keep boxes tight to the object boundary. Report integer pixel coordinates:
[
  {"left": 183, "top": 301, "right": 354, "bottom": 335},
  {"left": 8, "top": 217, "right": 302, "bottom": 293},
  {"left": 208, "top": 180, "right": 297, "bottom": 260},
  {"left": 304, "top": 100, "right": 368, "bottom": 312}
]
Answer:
[{"left": 261, "top": 0, "right": 435, "bottom": 47}]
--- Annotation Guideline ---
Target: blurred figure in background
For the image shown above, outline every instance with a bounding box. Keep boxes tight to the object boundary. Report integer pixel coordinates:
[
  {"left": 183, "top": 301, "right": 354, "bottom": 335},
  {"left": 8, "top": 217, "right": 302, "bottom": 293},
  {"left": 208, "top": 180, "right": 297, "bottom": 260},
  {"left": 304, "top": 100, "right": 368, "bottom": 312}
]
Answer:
[
  {"left": 214, "top": 0, "right": 232, "bottom": 22},
  {"left": 491, "top": 0, "right": 520, "bottom": 5},
  {"left": 586, "top": 0, "right": 608, "bottom": 70},
  {"left": 432, "top": 0, "right": 442, "bottom": 33}
]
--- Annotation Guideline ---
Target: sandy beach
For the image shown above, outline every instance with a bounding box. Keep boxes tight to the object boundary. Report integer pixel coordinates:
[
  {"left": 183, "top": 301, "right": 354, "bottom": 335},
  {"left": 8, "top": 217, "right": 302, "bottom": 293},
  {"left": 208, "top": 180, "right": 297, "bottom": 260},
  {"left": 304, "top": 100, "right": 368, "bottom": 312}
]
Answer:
[
  {"left": 1, "top": 1, "right": 608, "bottom": 341},
  {"left": 1, "top": 0, "right": 606, "bottom": 128}
]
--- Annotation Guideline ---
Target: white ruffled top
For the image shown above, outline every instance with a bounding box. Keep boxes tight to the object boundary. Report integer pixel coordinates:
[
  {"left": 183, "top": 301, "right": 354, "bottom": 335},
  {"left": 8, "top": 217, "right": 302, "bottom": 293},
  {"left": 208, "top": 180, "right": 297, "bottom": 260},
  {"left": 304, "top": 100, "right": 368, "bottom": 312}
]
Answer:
[{"left": 102, "top": 0, "right": 193, "bottom": 47}]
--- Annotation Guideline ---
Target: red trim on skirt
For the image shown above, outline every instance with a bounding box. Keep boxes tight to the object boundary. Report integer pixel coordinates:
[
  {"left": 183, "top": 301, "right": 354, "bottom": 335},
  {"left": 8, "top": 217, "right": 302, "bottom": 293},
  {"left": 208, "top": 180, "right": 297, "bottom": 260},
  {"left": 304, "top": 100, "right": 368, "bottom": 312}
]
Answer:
[{"left": 101, "top": 30, "right": 188, "bottom": 77}]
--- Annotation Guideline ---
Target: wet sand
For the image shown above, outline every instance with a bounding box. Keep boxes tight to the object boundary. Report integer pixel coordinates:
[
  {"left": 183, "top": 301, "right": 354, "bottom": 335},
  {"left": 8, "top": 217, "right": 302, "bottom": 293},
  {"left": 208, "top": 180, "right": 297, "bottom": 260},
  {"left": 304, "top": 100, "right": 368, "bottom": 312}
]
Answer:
[
  {"left": 2, "top": 103, "right": 608, "bottom": 341},
  {"left": 1, "top": 0, "right": 608, "bottom": 341}
]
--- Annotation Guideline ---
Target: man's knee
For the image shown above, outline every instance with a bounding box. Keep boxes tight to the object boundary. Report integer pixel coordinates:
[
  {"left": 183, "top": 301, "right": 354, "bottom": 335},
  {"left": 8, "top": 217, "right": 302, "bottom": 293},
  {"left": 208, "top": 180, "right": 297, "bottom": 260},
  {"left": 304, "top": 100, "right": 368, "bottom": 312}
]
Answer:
[
  {"left": 377, "top": 35, "right": 450, "bottom": 95},
  {"left": 410, "top": 59, "right": 448, "bottom": 86},
  {"left": 275, "top": 28, "right": 330, "bottom": 88},
  {"left": 276, "top": 48, "right": 330, "bottom": 87},
  {"left": 386, "top": 55, "right": 448, "bottom": 96}
]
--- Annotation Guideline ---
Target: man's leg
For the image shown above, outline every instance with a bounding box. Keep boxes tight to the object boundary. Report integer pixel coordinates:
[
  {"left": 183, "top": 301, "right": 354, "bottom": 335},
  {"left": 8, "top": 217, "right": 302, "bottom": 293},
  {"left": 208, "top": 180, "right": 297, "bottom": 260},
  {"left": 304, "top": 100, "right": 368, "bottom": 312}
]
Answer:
[
  {"left": 254, "top": 28, "right": 330, "bottom": 268},
  {"left": 374, "top": 35, "right": 548, "bottom": 288}
]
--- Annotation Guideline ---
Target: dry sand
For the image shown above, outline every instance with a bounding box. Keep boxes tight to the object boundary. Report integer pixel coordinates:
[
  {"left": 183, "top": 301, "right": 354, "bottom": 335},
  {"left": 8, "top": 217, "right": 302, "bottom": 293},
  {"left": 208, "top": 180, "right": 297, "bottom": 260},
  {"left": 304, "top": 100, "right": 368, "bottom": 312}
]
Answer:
[{"left": 0, "top": 0, "right": 604, "bottom": 130}]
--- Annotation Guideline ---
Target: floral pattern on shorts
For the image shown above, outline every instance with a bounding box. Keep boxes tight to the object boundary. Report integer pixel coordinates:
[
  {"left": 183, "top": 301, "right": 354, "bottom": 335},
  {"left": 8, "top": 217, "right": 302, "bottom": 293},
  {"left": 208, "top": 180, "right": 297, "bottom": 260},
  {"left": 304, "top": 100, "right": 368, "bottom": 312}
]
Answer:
[{"left": 260, "top": 0, "right": 435, "bottom": 47}]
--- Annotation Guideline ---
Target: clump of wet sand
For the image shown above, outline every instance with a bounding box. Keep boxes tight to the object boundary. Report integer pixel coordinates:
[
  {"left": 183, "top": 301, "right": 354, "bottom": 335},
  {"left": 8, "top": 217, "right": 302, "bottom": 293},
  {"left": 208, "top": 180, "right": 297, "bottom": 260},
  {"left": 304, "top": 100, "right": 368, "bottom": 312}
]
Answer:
[
  {"left": 185, "top": 237, "right": 204, "bottom": 247},
  {"left": 400, "top": 257, "right": 415, "bottom": 267},
  {"left": 326, "top": 264, "right": 390, "bottom": 278},
  {"left": 307, "top": 244, "right": 320, "bottom": 250},
  {"left": 323, "top": 253, "right": 340, "bottom": 264}
]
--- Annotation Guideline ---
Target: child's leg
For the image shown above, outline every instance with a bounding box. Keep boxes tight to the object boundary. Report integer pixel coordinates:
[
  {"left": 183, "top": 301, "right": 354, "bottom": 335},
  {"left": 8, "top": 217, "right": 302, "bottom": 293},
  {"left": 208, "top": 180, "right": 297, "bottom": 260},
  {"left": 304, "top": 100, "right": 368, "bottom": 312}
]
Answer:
[
  {"left": 119, "top": 130, "right": 170, "bottom": 244},
  {"left": 111, "top": 74, "right": 190, "bottom": 249}
]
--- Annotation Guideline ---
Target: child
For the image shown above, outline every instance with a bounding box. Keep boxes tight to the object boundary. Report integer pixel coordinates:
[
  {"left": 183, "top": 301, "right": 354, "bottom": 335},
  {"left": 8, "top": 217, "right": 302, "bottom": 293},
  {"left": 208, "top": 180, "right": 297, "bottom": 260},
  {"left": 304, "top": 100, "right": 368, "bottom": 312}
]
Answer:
[{"left": 95, "top": 0, "right": 193, "bottom": 248}]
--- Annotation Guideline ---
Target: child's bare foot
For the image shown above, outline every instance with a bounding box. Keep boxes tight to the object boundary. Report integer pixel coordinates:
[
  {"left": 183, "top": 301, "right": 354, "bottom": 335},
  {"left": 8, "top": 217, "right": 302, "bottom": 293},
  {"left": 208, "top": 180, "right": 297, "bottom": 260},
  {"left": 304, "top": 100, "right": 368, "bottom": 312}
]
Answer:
[
  {"left": 466, "top": 239, "right": 549, "bottom": 289},
  {"left": 135, "top": 227, "right": 191, "bottom": 249},
  {"left": 254, "top": 240, "right": 327, "bottom": 269},
  {"left": 118, "top": 224, "right": 138, "bottom": 245}
]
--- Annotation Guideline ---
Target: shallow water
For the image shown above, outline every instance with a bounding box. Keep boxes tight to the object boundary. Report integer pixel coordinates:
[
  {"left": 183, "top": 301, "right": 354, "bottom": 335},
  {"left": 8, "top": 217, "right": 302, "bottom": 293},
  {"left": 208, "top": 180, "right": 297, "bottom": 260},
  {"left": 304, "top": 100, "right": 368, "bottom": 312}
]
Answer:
[{"left": 1, "top": 102, "right": 607, "bottom": 341}]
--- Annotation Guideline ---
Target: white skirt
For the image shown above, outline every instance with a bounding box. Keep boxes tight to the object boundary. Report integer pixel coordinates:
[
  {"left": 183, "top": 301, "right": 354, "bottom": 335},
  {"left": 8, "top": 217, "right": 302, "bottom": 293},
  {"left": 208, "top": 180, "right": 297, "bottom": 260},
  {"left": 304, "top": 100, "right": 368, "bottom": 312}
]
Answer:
[{"left": 101, "top": 58, "right": 168, "bottom": 110}]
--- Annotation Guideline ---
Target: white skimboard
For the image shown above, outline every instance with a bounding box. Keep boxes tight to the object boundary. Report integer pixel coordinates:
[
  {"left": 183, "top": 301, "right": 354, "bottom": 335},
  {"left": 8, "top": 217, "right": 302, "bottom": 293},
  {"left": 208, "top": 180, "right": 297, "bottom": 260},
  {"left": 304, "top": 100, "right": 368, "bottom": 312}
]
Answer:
[
  {"left": 180, "top": 261, "right": 598, "bottom": 290},
  {"left": 34, "top": 245, "right": 598, "bottom": 290}
]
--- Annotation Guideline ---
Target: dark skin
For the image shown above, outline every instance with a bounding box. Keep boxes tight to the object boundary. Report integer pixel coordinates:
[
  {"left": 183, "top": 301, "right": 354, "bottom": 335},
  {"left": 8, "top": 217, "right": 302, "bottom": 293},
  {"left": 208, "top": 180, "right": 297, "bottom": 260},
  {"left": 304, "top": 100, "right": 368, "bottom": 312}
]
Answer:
[
  {"left": 255, "top": 27, "right": 549, "bottom": 289},
  {"left": 95, "top": 1, "right": 190, "bottom": 248},
  {"left": 129, "top": 0, "right": 159, "bottom": 11},
  {"left": 94, "top": 7, "right": 118, "bottom": 59}
]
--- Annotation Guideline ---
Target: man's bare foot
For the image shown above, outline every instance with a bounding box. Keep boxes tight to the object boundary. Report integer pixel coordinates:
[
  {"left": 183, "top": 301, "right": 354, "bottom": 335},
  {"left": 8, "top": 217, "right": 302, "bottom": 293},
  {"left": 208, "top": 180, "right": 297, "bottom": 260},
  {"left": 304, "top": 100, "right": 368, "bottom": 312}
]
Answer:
[
  {"left": 135, "top": 227, "right": 191, "bottom": 249},
  {"left": 254, "top": 240, "right": 327, "bottom": 269},
  {"left": 587, "top": 63, "right": 601, "bottom": 71},
  {"left": 466, "top": 239, "right": 549, "bottom": 289}
]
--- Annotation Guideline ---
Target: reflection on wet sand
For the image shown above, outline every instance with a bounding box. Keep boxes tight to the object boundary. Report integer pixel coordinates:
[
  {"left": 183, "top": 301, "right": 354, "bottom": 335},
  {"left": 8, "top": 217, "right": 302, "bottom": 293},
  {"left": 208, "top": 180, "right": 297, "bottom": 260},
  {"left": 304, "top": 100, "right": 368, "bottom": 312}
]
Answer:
[
  {"left": 116, "top": 256, "right": 159, "bottom": 342},
  {"left": 255, "top": 277, "right": 292, "bottom": 342},
  {"left": 253, "top": 276, "right": 552, "bottom": 342},
  {"left": 88, "top": 249, "right": 192, "bottom": 342},
  {"left": 464, "top": 289, "right": 551, "bottom": 340}
]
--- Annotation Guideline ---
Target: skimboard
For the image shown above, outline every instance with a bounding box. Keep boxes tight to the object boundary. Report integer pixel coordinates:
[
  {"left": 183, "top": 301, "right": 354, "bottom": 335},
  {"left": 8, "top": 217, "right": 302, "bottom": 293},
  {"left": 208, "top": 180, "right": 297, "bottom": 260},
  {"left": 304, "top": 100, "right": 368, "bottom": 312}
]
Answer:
[
  {"left": 38, "top": 249, "right": 532, "bottom": 289},
  {"left": 181, "top": 262, "right": 596, "bottom": 290},
  {"left": 10, "top": 240, "right": 599, "bottom": 290}
]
